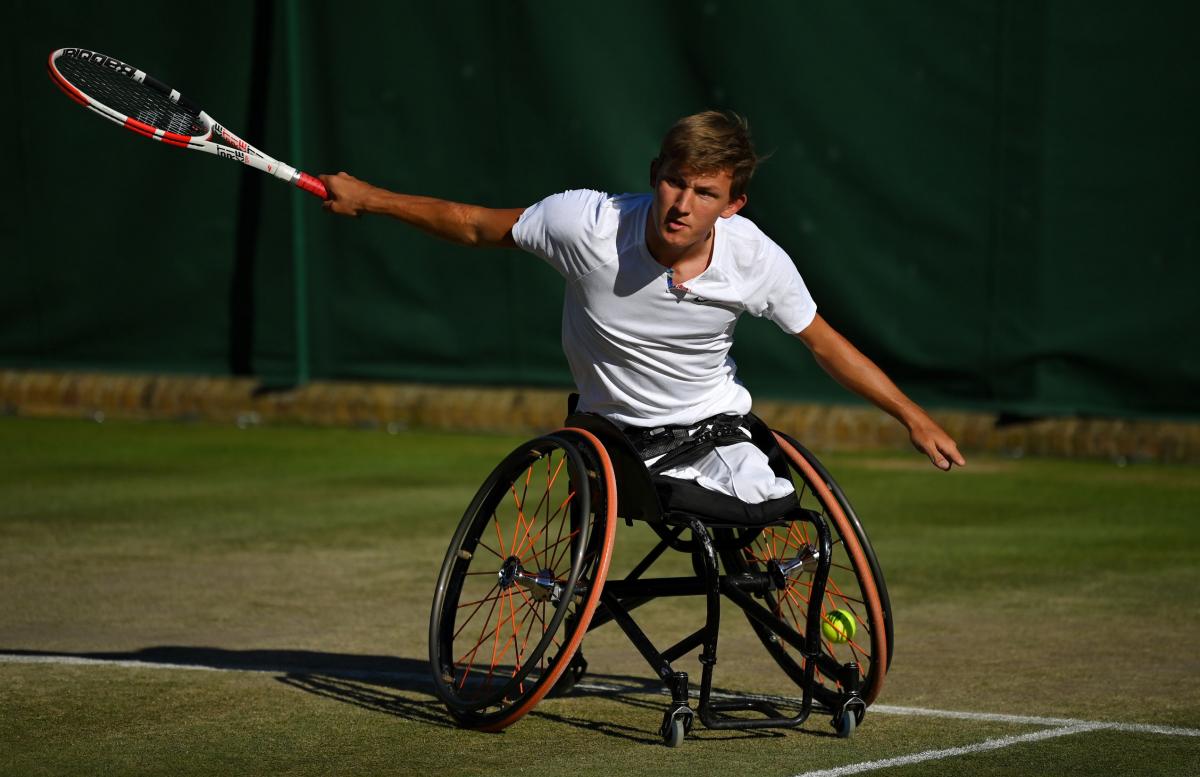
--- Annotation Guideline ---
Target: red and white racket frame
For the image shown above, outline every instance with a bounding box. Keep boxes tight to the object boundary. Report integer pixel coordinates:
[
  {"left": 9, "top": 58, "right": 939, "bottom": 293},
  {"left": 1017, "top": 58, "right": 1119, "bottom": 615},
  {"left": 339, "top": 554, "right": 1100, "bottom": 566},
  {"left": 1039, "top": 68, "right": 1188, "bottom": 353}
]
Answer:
[{"left": 48, "top": 47, "right": 327, "bottom": 199}]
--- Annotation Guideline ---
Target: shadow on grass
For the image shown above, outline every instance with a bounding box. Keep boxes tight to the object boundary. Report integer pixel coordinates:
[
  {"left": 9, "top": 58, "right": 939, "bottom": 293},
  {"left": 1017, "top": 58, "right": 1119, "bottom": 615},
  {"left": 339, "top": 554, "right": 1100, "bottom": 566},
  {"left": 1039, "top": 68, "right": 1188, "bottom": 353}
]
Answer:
[
  {"left": 276, "top": 672, "right": 455, "bottom": 727},
  {"left": 1, "top": 645, "right": 433, "bottom": 680},
  {"left": 1, "top": 646, "right": 455, "bottom": 726},
  {"left": 3, "top": 646, "right": 835, "bottom": 741}
]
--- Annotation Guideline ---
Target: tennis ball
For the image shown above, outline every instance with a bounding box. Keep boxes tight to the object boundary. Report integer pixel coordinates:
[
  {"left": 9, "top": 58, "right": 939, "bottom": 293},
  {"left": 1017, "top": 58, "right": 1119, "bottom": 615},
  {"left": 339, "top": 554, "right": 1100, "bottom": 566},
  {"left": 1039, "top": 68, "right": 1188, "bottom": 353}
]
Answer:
[{"left": 821, "top": 609, "right": 857, "bottom": 644}]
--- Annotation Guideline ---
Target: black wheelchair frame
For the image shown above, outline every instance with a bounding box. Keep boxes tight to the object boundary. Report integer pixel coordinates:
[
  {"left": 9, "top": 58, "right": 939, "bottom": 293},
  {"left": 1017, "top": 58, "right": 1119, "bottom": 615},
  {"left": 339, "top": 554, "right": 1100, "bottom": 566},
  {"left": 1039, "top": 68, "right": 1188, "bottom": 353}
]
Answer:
[{"left": 429, "top": 411, "right": 893, "bottom": 746}]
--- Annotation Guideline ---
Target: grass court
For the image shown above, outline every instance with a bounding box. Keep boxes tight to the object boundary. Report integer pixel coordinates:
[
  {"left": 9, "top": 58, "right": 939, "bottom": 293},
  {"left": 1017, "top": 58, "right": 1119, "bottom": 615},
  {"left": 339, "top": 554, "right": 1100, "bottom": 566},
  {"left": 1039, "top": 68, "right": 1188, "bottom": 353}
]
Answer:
[{"left": 2, "top": 415, "right": 1198, "bottom": 776}]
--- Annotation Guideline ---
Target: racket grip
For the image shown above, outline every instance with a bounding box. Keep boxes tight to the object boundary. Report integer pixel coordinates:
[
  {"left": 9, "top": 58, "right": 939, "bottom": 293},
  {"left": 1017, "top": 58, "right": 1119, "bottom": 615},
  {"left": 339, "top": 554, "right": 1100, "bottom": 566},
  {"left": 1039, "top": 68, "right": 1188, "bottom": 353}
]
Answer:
[{"left": 295, "top": 171, "right": 328, "bottom": 200}]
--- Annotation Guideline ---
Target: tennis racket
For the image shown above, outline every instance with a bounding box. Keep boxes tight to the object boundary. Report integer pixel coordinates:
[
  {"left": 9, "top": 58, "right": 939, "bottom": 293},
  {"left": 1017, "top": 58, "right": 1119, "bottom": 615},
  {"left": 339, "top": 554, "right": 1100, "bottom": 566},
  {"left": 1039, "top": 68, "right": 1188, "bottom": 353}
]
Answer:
[{"left": 47, "top": 47, "right": 327, "bottom": 199}]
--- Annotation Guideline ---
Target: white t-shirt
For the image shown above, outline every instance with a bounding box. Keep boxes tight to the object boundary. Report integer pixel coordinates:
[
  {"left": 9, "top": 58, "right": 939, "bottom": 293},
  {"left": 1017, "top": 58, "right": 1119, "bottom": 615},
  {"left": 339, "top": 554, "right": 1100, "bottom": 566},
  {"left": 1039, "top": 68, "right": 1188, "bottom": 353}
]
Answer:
[{"left": 512, "top": 189, "right": 817, "bottom": 427}]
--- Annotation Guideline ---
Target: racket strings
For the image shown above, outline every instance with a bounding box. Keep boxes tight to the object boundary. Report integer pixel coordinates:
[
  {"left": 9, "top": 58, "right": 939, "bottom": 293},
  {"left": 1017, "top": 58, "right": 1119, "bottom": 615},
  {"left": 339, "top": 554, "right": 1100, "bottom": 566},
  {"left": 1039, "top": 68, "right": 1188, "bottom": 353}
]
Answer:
[{"left": 57, "top": 57, "right": 205, "bottom": 137}]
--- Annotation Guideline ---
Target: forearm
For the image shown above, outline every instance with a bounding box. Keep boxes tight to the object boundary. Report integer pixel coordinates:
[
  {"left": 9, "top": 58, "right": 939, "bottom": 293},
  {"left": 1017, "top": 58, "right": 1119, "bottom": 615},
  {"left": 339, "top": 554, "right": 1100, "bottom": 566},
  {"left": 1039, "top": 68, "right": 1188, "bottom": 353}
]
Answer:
[
  {"left": 809, "top": 341, "right": 923, "bottom": 429},
  {"left": 357, "top": 188, "right": 499, "bottom": 246},
  {"left": 797, "top": 315, "right": 923, "bottom": 429},
  {"left": 319, "top": 172, "right": 521, "bottom": 248},
  {"left": 797, "top": 314, "right": 965, "bottom": 469}
]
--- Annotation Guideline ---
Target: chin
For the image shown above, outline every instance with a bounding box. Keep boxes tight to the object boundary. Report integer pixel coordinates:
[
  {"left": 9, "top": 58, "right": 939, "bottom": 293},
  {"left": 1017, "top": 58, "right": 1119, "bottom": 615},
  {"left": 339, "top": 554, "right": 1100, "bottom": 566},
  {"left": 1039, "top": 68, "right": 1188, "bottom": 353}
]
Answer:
[{"left": 660, "top": 226, "right": 693, "bottom": 245}]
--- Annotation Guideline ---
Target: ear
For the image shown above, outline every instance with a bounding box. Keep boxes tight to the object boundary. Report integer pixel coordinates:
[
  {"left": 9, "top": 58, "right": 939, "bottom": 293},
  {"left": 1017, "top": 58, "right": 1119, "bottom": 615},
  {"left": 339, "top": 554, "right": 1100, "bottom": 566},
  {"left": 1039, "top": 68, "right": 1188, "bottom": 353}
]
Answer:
[
  {"left": 721, "top": 193, "right": 748, "bottom": 219},
  {"left": 649, "top": 158, "right": 660, "bottom": 187}
]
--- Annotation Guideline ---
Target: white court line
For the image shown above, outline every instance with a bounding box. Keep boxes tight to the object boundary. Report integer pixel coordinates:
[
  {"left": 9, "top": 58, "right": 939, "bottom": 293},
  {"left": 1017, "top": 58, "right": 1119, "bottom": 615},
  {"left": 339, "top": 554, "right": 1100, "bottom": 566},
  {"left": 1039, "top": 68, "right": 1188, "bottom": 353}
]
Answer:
[
  {"left": 4, "top": 654, "right": 223, "bottom": 672},
  {"left": 0, "top": 653, "right": 418, "bottom": 682},
  {"left": 871, "top": 703, "right": 1200, "bottom": 738},
  {"left": 584, "top": 682, "right": 1200, "bottom": 739},
  {"left": 4, "top": 652, "right": 1199, "bottom": 744},
  {"left": 790, "top": 723, "right": 1106, "bottom": 777}
]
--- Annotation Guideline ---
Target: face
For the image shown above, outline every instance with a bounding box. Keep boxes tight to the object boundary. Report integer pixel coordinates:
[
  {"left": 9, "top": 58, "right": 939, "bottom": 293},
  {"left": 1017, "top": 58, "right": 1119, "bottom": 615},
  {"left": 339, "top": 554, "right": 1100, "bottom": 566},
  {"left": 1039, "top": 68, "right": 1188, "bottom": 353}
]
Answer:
[{"left": 648, "top": 161, "right": 747, "bottom": 253}]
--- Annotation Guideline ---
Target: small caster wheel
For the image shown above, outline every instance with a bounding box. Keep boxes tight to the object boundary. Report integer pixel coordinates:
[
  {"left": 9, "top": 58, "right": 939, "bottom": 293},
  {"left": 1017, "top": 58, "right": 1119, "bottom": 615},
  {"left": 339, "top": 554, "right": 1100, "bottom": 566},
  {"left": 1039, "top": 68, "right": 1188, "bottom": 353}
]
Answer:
[
  {"left": 833, "top": 698, "right": 864, "bottom": 739},
  {"left": 834, "top": 710, "right": 856, "bottom": 739},
  {"left": 660, "top": 706, "right": 693, "bottom": 747}
]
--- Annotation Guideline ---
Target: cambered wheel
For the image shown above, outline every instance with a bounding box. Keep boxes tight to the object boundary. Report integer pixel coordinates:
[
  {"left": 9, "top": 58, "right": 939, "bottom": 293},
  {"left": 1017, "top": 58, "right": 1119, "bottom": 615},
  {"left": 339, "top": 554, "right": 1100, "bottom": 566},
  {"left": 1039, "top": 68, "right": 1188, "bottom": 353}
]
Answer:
[
  {"left": 719, "top": 432, "right": 892, "bottom": 709},
  {"left": 429, "top": 431, "right": 616, "bottom": 730}
]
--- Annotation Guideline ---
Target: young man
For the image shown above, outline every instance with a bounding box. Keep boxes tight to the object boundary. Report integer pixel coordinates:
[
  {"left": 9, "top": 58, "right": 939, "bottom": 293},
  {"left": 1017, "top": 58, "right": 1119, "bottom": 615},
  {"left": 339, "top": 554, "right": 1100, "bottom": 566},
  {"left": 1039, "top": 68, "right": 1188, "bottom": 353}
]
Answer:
[{"left": 320, "top": 111, "right": 964, "bottom": 501}]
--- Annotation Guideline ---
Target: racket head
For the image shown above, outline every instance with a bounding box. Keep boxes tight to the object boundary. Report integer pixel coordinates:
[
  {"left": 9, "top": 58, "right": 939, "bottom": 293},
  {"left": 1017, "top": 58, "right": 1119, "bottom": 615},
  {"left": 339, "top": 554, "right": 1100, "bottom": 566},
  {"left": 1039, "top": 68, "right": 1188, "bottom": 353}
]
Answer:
[{"left": 48, "top": 47, "right": 212, "bottom": 147}]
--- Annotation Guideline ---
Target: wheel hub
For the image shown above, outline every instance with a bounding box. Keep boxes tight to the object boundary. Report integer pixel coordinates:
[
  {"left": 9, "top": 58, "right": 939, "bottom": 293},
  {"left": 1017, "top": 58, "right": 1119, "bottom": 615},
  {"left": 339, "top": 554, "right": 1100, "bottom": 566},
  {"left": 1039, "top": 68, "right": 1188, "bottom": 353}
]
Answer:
[
  {"left": 497, "top": 556, "right": 522, "bottom": 589},
  {"left": 497, "top": 557, "right": 562, "bottom": 603},
  {"left": 767, "top": 544, "right": 819, "bottom": 589}
]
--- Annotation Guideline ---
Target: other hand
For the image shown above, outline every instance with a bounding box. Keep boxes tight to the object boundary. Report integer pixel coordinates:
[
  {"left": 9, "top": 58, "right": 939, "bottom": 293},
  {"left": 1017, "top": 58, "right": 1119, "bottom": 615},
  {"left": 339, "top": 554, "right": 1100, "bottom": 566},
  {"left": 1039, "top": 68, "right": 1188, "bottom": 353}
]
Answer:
[{"left": 907, "top": 413, "right": 966, "bottom": 471}]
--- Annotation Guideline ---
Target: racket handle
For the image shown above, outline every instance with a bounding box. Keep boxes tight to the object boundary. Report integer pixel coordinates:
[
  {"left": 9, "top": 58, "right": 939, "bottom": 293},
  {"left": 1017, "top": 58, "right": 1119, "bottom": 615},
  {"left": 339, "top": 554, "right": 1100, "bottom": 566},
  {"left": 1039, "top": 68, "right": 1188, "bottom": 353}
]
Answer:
[{"left": 295, "top": 171, "right": 328, "bottom": 200}]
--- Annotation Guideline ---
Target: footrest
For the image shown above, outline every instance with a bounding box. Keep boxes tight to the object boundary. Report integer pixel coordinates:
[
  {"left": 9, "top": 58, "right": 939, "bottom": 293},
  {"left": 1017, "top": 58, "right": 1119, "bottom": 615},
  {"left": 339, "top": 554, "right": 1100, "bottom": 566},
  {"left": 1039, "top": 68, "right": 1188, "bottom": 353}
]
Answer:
[{"left": 699, "top": 696, "right": 809, "bottom": 731}]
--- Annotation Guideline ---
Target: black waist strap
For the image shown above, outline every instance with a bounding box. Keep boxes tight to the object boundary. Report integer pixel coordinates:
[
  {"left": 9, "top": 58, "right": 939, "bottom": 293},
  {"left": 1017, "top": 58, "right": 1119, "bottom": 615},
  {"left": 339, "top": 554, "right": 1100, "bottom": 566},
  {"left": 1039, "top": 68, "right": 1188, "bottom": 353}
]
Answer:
[{"left": 623, "top": 414, "right": 750, "bottom": 474}]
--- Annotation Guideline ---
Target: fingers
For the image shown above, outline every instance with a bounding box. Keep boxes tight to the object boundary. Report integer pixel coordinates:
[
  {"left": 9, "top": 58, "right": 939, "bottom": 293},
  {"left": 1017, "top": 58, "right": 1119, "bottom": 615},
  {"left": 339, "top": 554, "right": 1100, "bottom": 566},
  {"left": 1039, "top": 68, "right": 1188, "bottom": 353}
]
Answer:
[
  {"left": 927, "top": 438, "right": 965, "bottom": 471},
  {"left": 910, "top": 421, "right": 966, "bottom": 471},
  {"left": 317, "top": 174, "right": 336, "bottom": 209},
  {"left": 316, "top": 172, "right": 363, "bottom": 217},
  {"left": 929, "top": 448, "right": 950, "bottom": 471},
  {"left": 944, "top": 440, "right": 966, "bottom": 468}
]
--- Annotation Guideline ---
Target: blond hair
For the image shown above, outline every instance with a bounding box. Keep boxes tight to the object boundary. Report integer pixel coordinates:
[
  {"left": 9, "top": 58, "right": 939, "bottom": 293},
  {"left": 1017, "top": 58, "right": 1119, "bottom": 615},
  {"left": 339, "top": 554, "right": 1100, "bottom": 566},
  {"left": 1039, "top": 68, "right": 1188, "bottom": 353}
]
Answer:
[{"left": 654, "top": 111, "right": 760, "bottom": 198}]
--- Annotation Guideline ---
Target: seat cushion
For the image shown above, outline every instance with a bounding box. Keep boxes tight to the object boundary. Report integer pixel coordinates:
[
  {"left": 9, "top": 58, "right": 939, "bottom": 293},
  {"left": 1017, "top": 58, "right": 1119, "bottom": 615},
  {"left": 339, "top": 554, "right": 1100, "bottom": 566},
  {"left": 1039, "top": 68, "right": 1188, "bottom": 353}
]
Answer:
[{"left": 654, "top": 475, "right": 798, "bottom": 526}]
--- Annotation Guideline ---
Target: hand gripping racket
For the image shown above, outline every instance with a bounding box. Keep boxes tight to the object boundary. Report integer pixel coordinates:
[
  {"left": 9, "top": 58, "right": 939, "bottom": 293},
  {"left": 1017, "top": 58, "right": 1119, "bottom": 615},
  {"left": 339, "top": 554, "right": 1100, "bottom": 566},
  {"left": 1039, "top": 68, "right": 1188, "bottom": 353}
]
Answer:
[{"left": 48, "top": 47, "right": 327, "bottom": 199}]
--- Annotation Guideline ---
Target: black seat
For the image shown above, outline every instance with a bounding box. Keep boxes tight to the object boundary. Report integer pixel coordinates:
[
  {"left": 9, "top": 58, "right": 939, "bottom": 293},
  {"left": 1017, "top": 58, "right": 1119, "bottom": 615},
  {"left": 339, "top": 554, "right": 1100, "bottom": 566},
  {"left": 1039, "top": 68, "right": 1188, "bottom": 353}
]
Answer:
[{"left": 564, "top": 411, "right": 798, "bottom": 526}]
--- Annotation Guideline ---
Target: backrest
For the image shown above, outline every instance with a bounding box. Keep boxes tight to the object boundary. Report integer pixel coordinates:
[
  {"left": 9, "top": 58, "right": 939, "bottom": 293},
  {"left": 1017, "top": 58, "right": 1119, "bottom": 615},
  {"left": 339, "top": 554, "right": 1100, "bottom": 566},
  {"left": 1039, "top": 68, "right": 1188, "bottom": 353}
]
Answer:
[{"left": 563, "top": 412, "right": 664, "bottom": 522}]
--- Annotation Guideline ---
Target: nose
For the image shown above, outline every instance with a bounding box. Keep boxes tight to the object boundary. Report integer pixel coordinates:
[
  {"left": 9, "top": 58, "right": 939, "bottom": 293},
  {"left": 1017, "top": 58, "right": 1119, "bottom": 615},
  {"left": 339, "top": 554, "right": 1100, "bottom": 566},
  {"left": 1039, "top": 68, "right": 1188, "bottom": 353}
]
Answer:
[{"left": 674, "top": 187, "right": 695, "bottom": 213}]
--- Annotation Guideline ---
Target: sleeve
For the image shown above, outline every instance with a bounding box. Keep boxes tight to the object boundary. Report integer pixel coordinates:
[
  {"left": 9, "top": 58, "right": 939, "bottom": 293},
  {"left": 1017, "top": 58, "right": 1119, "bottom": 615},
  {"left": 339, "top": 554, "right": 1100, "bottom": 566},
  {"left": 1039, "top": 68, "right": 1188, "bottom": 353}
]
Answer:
[
  {"left": 741, "top": 237, "right": 818, "bottom": 334},
  {"left": 510, "top": 189, "right": 610, "bottom": 281}
]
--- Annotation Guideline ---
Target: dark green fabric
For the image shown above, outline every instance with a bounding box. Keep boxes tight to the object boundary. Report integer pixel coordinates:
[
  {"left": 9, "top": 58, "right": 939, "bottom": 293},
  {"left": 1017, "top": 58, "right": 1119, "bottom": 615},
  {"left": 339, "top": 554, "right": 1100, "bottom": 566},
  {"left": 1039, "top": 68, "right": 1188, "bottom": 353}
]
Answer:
[{"left": 4, "top": 1, "right": 1198, "bottom": 418}]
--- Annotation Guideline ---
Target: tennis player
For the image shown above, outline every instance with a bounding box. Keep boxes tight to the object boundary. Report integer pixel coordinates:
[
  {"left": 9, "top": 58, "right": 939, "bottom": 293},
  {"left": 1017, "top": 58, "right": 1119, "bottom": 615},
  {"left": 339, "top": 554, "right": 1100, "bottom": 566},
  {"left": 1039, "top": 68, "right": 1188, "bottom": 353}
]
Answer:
[{"left": 320, "top": 111, "right": 964, "bottom": 502}]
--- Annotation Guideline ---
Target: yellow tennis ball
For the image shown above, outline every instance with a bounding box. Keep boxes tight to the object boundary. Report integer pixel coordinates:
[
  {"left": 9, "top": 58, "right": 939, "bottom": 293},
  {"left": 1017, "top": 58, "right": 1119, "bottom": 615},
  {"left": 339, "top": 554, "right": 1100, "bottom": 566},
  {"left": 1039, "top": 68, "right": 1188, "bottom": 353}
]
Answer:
[{"left": 822, "top": 609, "right": 857, "bottom": 644}]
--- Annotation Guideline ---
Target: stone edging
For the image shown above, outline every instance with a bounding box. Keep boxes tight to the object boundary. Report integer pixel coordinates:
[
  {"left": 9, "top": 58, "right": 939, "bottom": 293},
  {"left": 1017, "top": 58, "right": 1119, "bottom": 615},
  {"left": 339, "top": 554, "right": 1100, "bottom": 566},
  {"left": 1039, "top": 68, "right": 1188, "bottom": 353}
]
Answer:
[{"left": 2, "top": 370, "right": 1197, "bottom": 463}]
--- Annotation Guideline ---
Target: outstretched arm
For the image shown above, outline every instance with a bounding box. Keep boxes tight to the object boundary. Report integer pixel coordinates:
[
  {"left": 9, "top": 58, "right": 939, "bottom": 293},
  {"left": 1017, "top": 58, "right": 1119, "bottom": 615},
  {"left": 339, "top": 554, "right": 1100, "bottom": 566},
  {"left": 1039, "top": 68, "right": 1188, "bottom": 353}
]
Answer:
[
  {"left": 795, "top": 314, "right": 966, "bottom": 471},
  {"left": 318, "top": 172, "right": 525, "bottom": 248}
]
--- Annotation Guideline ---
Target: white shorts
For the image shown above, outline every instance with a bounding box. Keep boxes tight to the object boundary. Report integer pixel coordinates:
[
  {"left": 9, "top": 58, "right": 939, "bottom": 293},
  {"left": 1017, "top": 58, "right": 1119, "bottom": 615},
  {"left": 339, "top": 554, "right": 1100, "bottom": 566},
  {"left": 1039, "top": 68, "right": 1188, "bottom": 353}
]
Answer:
[{"left": 648, "top": 439, "right": 795, "bottom": 504}]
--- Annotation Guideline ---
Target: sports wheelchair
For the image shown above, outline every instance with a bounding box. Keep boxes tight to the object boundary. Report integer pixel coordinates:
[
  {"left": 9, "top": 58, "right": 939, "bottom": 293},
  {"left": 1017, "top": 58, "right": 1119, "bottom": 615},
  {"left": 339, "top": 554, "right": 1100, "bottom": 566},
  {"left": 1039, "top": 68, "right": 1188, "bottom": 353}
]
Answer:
[{"left": 429, "top": 409, "right": 892, "bottom": 746}]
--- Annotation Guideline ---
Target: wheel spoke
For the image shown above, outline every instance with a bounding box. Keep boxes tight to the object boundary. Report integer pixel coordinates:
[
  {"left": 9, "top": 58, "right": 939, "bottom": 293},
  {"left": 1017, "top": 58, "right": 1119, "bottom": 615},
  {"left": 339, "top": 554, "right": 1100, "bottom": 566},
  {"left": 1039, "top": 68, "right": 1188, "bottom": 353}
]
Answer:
[
  {"left": 509, "top": 482, "right": 529, "bottom": 562},
  {"left": 455, "top": 590, "right": 505, "bottom": 610},
  {"left": 453, "top": 582, "right": 503, "bottom": 640},
  {"left": 516, "top": 490, "right": 576, "bottom": 565},
  {"left": 474, "top": 538, "right": 503, "bottom": 560},
  {"left": 483, "top": 589, "right": 511, "bottom": 690},
  {"left": 546, "top": 526, "right": 583, "bottom": 572},
  {"left": 455, "top": 584, "right": 503, "bottom": 656},
  {"left": 454, "top": 587, "right": 507, "bottom": 692},
  {"left": 492, "top": 509, "right": 508, "bottom": 558},
  {"left": 509, "top": 458, "right": 559, "bottom": 564}
]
